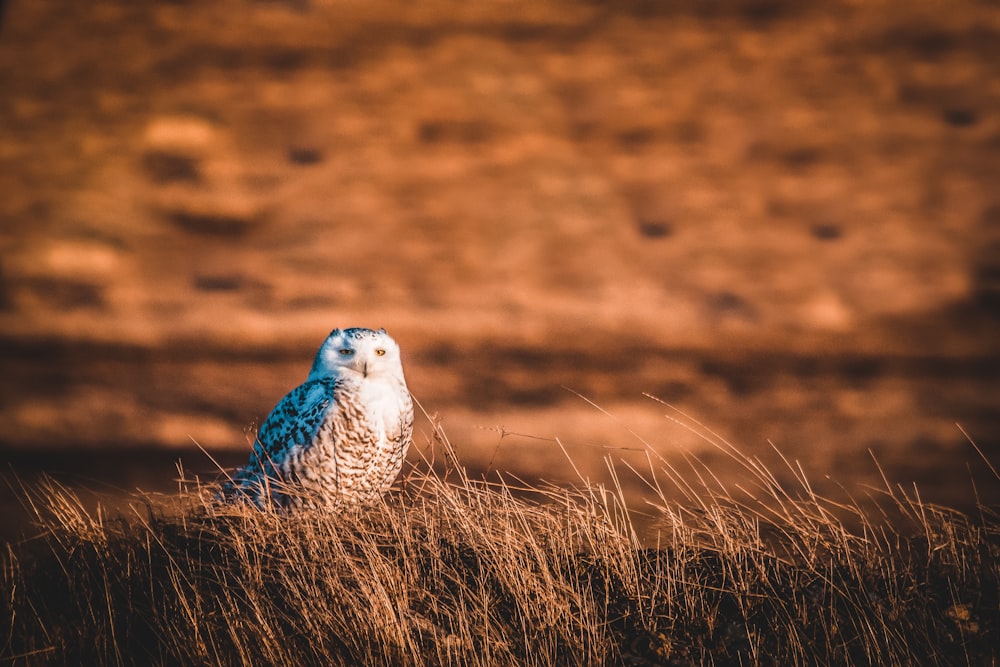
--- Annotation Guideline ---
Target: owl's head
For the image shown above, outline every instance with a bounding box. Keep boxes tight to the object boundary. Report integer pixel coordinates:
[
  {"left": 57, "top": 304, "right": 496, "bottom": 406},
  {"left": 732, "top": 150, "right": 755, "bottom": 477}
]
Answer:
[{"left": 307, "top": 327, "right": 406, "bottom": 382}]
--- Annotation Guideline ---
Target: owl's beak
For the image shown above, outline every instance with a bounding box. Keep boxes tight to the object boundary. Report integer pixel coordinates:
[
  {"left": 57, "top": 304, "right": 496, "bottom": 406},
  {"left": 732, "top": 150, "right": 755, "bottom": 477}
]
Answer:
[{"left": 346, "top": 357, "right": 369, "bottom": 378}]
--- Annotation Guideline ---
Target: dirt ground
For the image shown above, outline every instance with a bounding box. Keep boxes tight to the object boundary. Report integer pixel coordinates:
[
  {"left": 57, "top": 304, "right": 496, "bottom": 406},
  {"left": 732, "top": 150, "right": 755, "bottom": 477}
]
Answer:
[{"left": 1, "top": 0, "right": 999, "bottom": 528}]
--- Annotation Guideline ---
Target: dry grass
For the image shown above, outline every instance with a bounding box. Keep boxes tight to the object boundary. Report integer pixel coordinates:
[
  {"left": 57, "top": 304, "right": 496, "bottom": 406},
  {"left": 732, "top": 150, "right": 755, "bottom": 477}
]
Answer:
[{"left": 2, "top": 410, "right": 998, "bottom": 666}]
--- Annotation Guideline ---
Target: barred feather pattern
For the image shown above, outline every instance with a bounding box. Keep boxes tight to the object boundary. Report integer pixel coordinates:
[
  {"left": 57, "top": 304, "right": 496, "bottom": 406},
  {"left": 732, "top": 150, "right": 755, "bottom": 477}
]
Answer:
[{"left": 220, "top": 328, "right": 414, "bottom": 509}]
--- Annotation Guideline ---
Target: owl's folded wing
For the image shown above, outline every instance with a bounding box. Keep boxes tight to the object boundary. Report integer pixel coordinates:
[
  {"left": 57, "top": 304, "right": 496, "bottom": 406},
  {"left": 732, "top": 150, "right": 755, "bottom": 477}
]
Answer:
[{"left": 247, "top": 378, "right": 336, "bottom": 479}]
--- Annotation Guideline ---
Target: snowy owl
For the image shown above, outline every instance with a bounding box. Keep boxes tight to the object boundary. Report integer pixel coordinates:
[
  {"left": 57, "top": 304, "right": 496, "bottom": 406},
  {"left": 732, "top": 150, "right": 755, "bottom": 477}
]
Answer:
[{"left": 221, "top": 327, "right": 414, "bottom": 509}]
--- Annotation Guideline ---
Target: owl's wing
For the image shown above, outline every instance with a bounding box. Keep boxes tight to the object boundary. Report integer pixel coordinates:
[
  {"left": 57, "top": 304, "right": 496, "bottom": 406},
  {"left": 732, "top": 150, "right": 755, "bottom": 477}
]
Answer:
[{"left": 247, "top": 378, "right": 336, "bottom": 480}]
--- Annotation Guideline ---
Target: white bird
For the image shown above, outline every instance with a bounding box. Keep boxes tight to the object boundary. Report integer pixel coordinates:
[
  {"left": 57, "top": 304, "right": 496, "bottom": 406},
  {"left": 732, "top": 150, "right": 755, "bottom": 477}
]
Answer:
[{"left": 221, "top": 327, "right": 414, "bottom": 509}]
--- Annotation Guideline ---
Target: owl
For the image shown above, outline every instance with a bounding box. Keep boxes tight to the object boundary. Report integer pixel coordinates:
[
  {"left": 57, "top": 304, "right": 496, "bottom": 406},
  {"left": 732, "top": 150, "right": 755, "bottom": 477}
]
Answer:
[{"left": 220, "top": 327, "right": 414, "bottom": 509}]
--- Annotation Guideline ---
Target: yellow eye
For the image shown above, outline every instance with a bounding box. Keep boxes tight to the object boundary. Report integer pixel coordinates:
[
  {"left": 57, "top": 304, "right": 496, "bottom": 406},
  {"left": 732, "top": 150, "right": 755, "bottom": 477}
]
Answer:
[
  {"left": 375, "top": 348, "right": 386, "bottom": 356},
  {"left": 338, "top": 349, "right": 353, "bottom": 356}
]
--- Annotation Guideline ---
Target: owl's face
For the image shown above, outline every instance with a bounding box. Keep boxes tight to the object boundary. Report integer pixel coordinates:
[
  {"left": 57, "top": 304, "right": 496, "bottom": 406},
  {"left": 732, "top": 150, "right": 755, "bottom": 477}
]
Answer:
[{"left": 308, "top": 327, "right": 405, "bottom": 382}]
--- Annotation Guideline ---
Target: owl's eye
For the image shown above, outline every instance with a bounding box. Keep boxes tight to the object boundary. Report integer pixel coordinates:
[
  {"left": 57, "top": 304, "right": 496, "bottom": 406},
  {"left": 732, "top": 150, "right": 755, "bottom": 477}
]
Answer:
[
  {"left": 374, "top": 348, "right": 386, "bottom": 356},
  {"left": 338, "top": 349, "right": 354, "bottom": 356}
]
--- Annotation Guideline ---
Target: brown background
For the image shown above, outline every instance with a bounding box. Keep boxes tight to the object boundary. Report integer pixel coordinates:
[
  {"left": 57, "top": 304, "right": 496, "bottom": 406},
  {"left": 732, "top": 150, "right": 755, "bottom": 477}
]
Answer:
[{"left": 1, "top": 0, "right": 998, "bottom": 527}]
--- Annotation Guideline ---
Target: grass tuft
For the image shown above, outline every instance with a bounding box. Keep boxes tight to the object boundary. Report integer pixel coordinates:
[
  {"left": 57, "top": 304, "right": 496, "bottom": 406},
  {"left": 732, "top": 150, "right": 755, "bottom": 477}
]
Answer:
[{"left": 2, "top": 414, "right": 998, "bottom": 666}]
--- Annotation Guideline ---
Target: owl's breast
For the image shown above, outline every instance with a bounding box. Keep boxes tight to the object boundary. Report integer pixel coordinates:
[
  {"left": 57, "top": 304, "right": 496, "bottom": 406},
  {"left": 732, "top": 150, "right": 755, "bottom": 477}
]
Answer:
[{"left": 354, "top": 375, "right": 412, "bottom": 437}]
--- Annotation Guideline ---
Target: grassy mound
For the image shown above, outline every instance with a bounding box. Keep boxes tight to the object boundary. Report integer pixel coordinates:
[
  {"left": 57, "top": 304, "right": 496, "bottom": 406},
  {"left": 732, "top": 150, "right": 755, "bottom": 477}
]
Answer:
[{"left": 3, "top": 424, "right": 998, "bottom": 665}]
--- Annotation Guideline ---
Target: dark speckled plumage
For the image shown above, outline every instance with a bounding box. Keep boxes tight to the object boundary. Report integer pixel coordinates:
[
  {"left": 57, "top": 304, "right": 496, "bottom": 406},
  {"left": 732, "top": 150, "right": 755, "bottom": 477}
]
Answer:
[{"left": 220, "top": 328, "right": 414, "bottom": 509}]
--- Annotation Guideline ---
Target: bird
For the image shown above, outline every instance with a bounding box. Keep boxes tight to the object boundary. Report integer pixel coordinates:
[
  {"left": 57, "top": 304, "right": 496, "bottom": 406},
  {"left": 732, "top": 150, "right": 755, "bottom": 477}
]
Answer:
[{"left": 220, "top": 327, "right": 414, "bottom": 509}]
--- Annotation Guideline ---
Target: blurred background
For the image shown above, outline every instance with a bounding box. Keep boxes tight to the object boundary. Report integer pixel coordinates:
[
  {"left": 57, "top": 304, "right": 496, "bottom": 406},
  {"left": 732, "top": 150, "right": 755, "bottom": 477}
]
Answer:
[{"left": 2, "top": 0, "right": 998, "bottom": 532}]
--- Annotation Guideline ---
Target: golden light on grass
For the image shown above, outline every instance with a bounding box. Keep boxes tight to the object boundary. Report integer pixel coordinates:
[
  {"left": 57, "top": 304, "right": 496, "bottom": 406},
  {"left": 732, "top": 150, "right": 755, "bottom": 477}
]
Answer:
[{"left": 3, "top": 407, "right": 998, "bottom": 665}]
